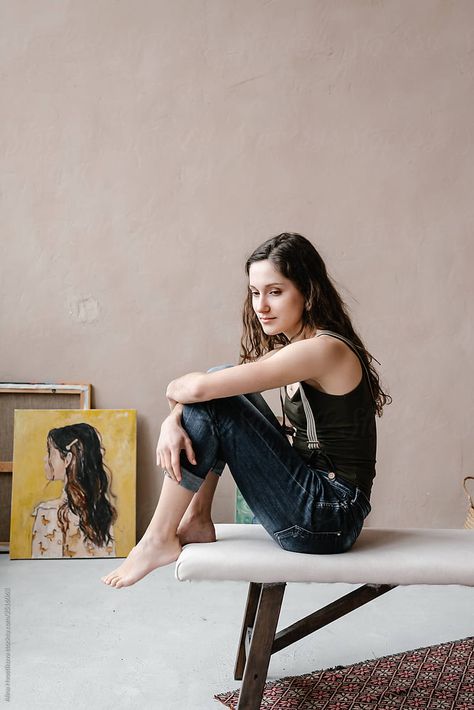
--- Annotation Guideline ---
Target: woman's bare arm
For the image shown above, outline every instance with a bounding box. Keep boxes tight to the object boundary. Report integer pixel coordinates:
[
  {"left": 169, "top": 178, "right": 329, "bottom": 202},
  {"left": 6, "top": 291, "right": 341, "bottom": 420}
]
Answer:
[{"left": 166, "top": 337, "right": 345, "bottom": 404}]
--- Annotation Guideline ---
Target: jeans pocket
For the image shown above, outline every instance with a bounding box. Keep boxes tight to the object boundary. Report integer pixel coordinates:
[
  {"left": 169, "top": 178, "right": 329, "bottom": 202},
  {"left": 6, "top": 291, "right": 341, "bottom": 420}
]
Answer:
[{"left": 274, "top": 525, "right": 344, "bottom": 554}]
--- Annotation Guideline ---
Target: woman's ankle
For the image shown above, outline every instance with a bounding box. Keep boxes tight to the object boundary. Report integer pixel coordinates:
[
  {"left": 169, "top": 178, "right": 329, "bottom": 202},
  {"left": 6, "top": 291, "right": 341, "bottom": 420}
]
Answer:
[
  {"left": 181, "top": 508, "right": 212, "bottom": 526},
  {"left": 139, "top": 529, "right": 180, "bottom": 547}
]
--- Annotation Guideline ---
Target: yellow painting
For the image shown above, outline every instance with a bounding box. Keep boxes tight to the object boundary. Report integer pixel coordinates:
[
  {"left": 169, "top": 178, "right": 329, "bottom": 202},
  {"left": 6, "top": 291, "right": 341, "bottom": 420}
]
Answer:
[{"left": 10, "top": 409, "right": 136, "bottom": 560}]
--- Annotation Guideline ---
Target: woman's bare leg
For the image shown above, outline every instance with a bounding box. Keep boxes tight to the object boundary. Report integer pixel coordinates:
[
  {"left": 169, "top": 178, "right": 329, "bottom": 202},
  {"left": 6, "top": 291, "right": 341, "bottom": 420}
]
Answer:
[
  {"left": 177, "top": 471, "right": 219, "bottom": 545},
  {"left": 101, "top": 477, "right": 194, "bottom": 589}
]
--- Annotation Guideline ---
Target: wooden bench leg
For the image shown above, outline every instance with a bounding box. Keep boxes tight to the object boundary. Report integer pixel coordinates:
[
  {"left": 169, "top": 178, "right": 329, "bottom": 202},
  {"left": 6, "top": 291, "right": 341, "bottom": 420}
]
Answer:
[
  {"left": 236, "top": 583, "right": 286, "bottom": 710},
  {"left": 233, "top": 582, "right": 396, "bottom": 709},
  {"left": 234, "top": 582, "right": 262, "bottom": 680}
]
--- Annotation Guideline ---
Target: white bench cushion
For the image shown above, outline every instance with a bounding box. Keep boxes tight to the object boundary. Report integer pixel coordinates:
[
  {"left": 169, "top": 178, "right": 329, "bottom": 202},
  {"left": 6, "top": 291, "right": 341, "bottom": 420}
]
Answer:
[{"left": 175, "top": 524, "right": 474, "bottom": 586}]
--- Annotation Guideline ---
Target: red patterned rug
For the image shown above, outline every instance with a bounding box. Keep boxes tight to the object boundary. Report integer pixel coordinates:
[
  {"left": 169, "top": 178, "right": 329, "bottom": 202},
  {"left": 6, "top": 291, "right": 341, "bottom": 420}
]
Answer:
[{"left": 215, "top": 636, "right": 474, "bottom": 709}]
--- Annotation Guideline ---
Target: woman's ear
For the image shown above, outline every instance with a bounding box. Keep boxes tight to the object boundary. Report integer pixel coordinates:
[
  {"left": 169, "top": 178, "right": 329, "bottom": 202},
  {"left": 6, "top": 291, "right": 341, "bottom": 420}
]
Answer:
[{"left": 65, "top": 452, "right": 73, "bottom": 467}]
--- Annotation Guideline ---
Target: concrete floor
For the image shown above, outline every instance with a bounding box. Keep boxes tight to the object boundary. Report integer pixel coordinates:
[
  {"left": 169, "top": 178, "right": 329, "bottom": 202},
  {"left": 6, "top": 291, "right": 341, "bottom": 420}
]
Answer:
[{"left": 1, "top": 553, "right": 473, "bottom": 710}]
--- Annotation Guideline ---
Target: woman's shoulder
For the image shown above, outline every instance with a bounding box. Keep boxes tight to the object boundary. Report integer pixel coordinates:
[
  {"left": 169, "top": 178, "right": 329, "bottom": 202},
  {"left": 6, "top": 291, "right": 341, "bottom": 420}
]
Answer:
[
  {"left": 302, "top": 332, "right": 363, "bottom": 394},
  {"left": 263, "top": 335, "right": 348, "bottom": 389},
  {"left": 285, "top": 332, "right": 349, "bottom": 361}
]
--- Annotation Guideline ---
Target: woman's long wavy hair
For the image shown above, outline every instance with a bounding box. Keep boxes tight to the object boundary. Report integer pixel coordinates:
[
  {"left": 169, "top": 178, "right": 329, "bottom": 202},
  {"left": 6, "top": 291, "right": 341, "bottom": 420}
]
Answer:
[
  {"left": 47, "top": 423, "right": 117, "bottom": 547},
  {"left": 240, "top": 232, "right": 391, "bottom": 416}
]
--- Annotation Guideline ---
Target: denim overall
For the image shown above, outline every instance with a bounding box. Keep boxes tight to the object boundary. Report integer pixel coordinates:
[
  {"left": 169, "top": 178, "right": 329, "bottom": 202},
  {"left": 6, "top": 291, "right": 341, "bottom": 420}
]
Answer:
[{"left": 174, "top": 358, "right": 372, "bottom": 555}]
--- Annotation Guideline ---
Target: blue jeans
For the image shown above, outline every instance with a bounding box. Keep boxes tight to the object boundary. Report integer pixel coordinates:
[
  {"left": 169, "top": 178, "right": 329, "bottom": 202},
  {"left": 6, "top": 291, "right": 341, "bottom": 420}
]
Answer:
[{"left": 176, "top": 370, "right": 372, "bottom": 555}]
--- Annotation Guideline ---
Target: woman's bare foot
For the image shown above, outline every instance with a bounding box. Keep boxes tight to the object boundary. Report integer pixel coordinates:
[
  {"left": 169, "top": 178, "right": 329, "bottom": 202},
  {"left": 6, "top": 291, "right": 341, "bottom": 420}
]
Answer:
[
  {"left": 177, "top": 513, "right": 216, "bottom": 546},
  {"left": 101, "top": 534, "right": 181, "bottom": 589}
]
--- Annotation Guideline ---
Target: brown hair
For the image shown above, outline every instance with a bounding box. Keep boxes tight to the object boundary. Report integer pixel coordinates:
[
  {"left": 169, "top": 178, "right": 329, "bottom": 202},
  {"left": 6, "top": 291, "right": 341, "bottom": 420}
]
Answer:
[
  {"left": 48, "top": 423, "right": 117, "bottom": 546},
  {"left": 240, "top": 232, "right": 391, "bottom": 416}
]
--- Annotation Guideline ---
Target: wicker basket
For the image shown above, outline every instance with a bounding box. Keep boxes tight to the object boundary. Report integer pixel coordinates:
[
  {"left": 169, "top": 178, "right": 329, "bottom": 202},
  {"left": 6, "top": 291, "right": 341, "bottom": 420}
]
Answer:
[{"left": 463, "top": 477, "right": 474, "bottom": 529}]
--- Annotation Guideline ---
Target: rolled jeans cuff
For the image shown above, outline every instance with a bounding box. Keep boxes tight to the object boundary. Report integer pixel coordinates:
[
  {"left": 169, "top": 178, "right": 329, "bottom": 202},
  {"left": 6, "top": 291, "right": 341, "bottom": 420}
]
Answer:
[
  {"left": 176, "top": 468, "right": 206, "bottom": 493},
  {"left": 210, "top": 460, "right": 225, "bottom": 476},
  {"left": 171, "top": 459, "right": 225, "bottom": 493}
]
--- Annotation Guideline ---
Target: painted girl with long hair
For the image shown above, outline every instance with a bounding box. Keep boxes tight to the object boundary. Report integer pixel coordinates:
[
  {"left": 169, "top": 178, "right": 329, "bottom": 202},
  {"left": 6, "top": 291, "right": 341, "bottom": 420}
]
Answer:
[
  {"left": 32, "top": 422, "right": 117, "bottom": 558},
  {"left": 102, "top": 233, "right": 390, "bottom": 588}
]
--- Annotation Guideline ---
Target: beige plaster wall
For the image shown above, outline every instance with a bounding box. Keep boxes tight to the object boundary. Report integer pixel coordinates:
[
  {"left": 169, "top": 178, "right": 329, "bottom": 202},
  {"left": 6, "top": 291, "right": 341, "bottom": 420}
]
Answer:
[{"left": 1, "top": 1, "right": 473, "bottom": 535}]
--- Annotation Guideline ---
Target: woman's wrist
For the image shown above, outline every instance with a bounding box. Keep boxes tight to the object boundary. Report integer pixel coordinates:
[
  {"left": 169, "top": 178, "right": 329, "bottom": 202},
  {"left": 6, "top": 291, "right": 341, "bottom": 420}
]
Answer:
[
  {"left": 169, "top": 402, "right": 183, "bottom": 420},
  {"left": 160, "top": 404, "right": 183, "bottom": 433}
]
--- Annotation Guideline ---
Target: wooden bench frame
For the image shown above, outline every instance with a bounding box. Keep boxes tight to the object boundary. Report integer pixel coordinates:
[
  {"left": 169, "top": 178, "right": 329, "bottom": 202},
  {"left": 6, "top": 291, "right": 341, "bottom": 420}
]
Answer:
[
  {"left": 176, "top": 525, "right": 474, "bottom": 709},
  {"left": 233, "top": 581, "right": 396, "bottom": 710}
]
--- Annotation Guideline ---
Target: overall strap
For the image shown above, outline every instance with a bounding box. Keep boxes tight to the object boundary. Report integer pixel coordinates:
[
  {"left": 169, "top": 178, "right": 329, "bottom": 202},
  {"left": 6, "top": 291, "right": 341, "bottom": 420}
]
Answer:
[
  {"left": 280, "top": 384, "right": 320, "bottom": 450},
  {"left": 298, "top": 384, "right": 321, "bottom": 449},
  {"left": 298, "top": 331, "right": 376, "bottom": 451}
]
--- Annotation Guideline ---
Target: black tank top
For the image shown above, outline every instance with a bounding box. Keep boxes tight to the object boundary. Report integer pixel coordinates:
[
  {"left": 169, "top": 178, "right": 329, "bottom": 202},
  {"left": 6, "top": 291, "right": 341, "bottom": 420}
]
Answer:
[{"left": 282, "top": 331, "right": 377, "bottom": 499}]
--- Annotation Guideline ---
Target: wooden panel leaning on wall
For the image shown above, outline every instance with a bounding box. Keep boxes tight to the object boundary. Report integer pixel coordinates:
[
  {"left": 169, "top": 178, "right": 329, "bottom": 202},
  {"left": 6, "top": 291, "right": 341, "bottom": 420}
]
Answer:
[{"left": 0, "top": 383, "right": 91, "bottom": 551}]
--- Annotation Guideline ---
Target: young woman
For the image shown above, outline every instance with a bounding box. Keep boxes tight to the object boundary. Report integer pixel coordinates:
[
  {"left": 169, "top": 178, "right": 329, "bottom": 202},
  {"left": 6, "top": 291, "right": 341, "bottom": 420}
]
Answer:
[
  {"left": 102, "top": 233, "right": 390, "bottom": 588},
  {"left": 33, "top": 423, "right": 117, "bottom": 558}
]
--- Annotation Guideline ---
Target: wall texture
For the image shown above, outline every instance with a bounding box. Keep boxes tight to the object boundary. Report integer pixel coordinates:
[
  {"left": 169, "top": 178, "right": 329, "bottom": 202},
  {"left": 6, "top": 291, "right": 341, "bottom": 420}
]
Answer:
[{"left": 1, "top": 0, "right": 473, "bottom": 535}]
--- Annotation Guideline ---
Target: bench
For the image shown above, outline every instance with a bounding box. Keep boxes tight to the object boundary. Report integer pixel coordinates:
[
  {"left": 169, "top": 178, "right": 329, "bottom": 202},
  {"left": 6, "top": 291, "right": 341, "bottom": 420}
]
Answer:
[{"left": 175, "top": 524, "right": 474, "bottom": 710}]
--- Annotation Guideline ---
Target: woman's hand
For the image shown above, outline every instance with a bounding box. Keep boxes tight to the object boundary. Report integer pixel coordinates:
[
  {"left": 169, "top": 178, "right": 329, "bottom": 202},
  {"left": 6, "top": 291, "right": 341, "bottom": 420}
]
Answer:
[{"left": 156, "top": 408, "right": 197, "bottom": 483}]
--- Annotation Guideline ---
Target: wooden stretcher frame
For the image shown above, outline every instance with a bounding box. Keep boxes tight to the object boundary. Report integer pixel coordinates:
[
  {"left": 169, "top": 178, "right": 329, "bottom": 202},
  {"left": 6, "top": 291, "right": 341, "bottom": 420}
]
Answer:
[
  {"left": 233, "top": 581, "right": 396, "bottom": 710},
  {"left": 0, "top": 382, "right": 91, "bottom": 549}
]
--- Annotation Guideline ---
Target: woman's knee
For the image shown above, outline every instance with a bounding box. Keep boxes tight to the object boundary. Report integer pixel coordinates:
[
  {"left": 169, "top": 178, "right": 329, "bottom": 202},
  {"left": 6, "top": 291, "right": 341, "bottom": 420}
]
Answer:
[{"left": 182, "top": 400, "right": 210, "bottom": 426}]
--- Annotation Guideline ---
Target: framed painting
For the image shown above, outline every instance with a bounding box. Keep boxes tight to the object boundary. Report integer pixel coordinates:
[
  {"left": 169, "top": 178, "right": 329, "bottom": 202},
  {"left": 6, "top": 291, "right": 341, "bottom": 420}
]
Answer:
[
  {"left": 10, "top": 409, "right": 136, "bottom": 560},
  {"left": 0, "top": 382, "right": 91, "bottom": 550}
]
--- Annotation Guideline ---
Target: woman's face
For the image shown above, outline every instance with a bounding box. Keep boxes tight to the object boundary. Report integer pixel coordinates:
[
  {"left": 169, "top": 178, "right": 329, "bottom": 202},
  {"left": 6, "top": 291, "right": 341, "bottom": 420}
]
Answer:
[
  {"left": 248, "top": 259, "right": 306, "bottom": 341},
  {"left": 44, "top": 441, "right": 71, "bottom": 481}
]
